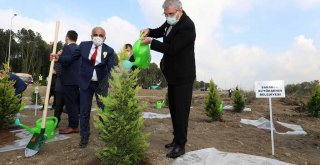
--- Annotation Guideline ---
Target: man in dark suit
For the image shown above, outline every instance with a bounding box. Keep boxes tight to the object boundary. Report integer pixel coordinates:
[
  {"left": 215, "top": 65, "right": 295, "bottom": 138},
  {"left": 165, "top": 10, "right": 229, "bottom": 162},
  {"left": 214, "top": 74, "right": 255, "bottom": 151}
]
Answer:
[
  {"left": 51, "top": 27, "right": 116, "bottom": 148},
  {"left": 56, "top": 30, "right": 80, "bottom": 133},
  {"left": 141, "top": 0, "right": 196, "bottom": 158},
  {"left": 0, "top": 70, "right": 27, "bottom": 103}
]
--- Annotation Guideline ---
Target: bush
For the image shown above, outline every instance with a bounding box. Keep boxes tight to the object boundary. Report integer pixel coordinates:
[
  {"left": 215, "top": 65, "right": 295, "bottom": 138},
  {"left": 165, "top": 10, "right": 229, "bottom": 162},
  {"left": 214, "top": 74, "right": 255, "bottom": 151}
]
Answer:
[
  {"left": 0, "top": 66, "right": 23, "bottom": 129},
  {"left": 205, "top": 80, "right": 222, "bottom": 121},
  {"left": 244, "top": 90, "right": 256, "bottom": 105},
  {"left": 232, "top": 87, "right": 245, "bottom": 113},
  {"left": 30, "top": 81, "right": 42, "bottom": 105},
  {"left": 307, "top": 84, "right": 320, "bottom": 117},
  {"left": 94, "top": 66, "right": 149, "bottom": 165}
]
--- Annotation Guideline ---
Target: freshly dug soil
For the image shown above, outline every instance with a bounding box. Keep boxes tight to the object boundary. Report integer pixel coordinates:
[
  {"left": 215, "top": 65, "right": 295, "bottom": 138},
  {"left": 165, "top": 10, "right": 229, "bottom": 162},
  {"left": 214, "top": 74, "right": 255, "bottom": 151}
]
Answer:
[{"left": 0, "top": 88, "right": 319, "bottom": 165}]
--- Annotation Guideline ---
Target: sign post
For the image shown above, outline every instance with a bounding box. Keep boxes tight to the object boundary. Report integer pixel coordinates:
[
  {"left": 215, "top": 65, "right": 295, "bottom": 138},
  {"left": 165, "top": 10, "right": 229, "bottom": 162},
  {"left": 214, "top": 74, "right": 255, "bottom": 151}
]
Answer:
[
  {"left": 34, "top": 86, "right": 39, "bottom": 116},
  {"left": 255, "top": 80, "right": 285, "bottom": 156}
]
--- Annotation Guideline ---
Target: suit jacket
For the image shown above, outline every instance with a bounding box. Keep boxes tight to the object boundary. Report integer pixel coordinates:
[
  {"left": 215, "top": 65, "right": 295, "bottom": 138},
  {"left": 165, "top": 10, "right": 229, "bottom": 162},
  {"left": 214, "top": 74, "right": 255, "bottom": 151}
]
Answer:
[
  {"left": 149, "top": 11, "right": 196, "bottom": 84},
  {"left": 8, "top": 73, "right": 27, "bottom": 95},
  {"left": 58, "top": 41, "right": 116, "bottom": 90},
  {"left": 60, "top": 43, "right": 79, "bottom": 86},
  {"left": 54, "top": 62, "right": 63, "bottom": 92}
]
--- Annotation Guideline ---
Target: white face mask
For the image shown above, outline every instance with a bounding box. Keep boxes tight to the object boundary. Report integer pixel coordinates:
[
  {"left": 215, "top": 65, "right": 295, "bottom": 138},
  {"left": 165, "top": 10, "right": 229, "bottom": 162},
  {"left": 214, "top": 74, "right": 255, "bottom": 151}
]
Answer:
[
  {"left": 166, "top": 12, "right": 179, "bottom": 25},
  {"left": 92, "top": 36, "right": 104, "bottom": 46}
]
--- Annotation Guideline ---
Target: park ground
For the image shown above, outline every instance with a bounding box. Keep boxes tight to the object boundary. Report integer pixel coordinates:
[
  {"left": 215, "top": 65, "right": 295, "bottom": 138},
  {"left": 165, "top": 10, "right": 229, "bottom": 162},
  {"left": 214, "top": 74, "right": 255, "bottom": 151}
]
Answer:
[{"left": 0, "top": 87, "right": 319, "bottom": 165}]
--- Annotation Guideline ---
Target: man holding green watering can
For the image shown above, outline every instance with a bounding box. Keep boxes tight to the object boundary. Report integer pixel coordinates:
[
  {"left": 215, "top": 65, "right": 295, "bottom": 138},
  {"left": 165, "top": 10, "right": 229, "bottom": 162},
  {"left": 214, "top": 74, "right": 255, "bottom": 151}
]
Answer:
[{"left": 141, "top": 0, "right": 196, "bottom": 159}]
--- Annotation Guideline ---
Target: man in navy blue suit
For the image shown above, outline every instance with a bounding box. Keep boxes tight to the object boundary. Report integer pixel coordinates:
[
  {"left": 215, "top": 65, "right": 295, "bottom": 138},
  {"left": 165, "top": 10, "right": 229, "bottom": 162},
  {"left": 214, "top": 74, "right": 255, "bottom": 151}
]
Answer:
[
  {"left": 0, "top": 70, "right": 27, "bottom": 103},
  {"left": 55, "top": 30, "right": 80, "bottom": 133},
  {"left": 51, "top": 27, "right": 116, "bottom": 148}
]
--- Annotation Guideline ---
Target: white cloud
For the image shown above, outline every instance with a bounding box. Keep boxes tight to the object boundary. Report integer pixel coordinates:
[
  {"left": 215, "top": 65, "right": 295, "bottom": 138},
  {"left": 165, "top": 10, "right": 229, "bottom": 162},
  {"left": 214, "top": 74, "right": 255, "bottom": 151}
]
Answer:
[
  {"left": 101, "top": 16, "right": 140, "bottom": 51},
  {"left": 0, "top": 9, "right": 91, "bottom": 46},
  {"left": 0, "top": 9, "right": 141, "bottom": 53},
  {"left": 296, "top": 0, "right": 320, "bottom": 9}
]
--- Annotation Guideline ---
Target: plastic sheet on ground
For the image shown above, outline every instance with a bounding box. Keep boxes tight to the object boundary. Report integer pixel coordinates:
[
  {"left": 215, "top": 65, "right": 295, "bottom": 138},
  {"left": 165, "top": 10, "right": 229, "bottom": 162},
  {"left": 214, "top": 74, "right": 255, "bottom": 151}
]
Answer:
[
  {"left": 223, "top": 105, "right": 251, "bottom": 112},
  {"left": 23, "top": 105, "right": 53, "bottom": 109},
  {"left": 0, "top": 129, "right": 70, "bottom": 153},
  {"left": 172, "top": 148, "right": 294, "bottom": 165},
  {"left": 24, "top": 105, "right": 42, "bottom": 109},
  {"left": 143, "top": 112, "right": 171, "bottom": 119},
  {"left": 240, "top": 117, "right": 307, "bottom": 135}
]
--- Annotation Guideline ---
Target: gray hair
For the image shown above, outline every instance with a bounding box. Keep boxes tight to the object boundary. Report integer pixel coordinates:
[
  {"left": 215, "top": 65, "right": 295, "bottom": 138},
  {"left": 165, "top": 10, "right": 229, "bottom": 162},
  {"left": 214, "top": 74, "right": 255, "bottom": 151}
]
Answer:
[
  {"left": 91, "top": 26, "right": 106, "bottom": 36},
  {"left": 162, "top": 0, "right": 182, "bottom": 10}
]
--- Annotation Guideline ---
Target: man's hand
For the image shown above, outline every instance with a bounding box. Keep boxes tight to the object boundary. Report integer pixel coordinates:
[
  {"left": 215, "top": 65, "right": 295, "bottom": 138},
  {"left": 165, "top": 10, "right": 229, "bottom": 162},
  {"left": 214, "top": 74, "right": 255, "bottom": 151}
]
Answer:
[
  {"left": 49, "top": 53, "right": 59, "bottom": 61},
  {"left": 57, "top": 50, "right": 63, "bottom": 56},
  {"left": 141, "top": 37, "right": 153, "bottom": 45},
  {"left": 140, "top": 29, "right": 149, "bottom": 37}
]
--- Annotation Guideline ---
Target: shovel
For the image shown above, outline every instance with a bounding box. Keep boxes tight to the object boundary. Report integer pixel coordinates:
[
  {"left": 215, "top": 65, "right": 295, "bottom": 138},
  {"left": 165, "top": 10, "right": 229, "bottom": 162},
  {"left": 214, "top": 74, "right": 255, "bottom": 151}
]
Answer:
[{"left": 25, "top": 21, "right": 60, "bottom": 157}]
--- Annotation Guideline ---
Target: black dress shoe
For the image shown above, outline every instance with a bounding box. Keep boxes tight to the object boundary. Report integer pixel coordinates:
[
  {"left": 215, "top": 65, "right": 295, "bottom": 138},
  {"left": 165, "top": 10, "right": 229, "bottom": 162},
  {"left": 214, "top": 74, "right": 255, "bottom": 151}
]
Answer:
[
  {"left": 166, "top": 146, "right": 185, "bottom": 158},
  {"left": 79, "top": 136, "right": 89, "bottom": 148},
  {"left": 165, "top": 142, "right": 177, "bottom": 148}
]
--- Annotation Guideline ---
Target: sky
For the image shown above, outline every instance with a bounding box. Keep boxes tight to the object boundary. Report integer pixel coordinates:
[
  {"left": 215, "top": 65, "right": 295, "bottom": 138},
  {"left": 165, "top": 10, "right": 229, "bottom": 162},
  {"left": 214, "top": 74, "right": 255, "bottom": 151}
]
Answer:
[{"left": 1, "top": 0, "right": 320, "bottom": 90}]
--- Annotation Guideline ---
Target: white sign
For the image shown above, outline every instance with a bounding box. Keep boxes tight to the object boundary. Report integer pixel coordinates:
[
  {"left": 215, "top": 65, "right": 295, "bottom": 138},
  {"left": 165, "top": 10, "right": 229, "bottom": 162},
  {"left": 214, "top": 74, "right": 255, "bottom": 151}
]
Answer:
[
  {"left": 34, "top": 87, "right": 39, "bottom": 94},
  {"left": 255, "top": 80, "right": 285, "bottom": 98}
]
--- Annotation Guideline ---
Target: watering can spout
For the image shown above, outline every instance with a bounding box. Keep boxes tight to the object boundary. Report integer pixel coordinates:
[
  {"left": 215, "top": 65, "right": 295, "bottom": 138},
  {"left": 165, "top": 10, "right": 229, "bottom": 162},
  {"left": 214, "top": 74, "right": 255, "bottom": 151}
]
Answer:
[
  {"left": 15, "top": 118, "right": 36, "bottom": 134},
  {"left": 122, "top": 60, "right": 133, "bottom": 69}
]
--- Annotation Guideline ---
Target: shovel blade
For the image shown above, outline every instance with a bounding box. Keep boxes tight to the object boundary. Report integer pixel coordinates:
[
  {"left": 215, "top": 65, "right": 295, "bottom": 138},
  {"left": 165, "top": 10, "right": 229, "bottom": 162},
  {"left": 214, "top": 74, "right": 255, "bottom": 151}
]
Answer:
[{"left": 25, "top": 128, "right": 46, "bottom": 157}]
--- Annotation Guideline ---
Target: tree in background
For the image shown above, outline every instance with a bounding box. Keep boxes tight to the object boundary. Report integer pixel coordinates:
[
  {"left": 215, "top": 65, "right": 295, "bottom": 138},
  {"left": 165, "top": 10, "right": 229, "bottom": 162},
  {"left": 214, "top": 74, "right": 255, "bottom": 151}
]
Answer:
[
  {"left": 205, "top": 80, "right": 222, "bottom": 121},
  {"left": 307, "top": 84, "right": 320, "bottom": 117},
  {"left": 232, "top": 87, "right": 245, "bottom": 112},
  {"left": 0, "top": 29, "right": 18, "bottom": 66},
  {"left": 0, "top": 28, "right": 62, "bottom": 78},
  {"left": 0, "top": 64, "right": 23, "bottom": 129},
  {"left": 137, "top": 62, "right": 166, "bottom": 89},
  {"left": 94, "top": 66, "right": 149, "bottom": 165}
]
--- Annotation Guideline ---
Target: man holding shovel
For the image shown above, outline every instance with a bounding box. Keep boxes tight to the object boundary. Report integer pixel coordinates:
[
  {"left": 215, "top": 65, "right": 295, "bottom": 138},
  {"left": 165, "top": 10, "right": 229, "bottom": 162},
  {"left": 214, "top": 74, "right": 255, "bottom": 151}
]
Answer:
[{"left": 56, "top": 30, "right": 80, "bottom": 134}]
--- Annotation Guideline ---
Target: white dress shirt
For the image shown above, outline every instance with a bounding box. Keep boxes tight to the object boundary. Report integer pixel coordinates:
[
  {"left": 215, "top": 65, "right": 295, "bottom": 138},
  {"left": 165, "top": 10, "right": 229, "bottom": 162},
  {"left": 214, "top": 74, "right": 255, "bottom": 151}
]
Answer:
[{"left": 88, "top": 44, "right": 102, "bottom": 81}]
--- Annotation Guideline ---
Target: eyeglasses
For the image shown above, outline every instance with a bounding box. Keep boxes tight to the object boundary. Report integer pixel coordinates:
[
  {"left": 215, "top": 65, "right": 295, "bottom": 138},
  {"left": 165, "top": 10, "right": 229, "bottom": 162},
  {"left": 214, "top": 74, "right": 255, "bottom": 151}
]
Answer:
[
  {"left": 163, "top": 10, "right": 178, "bottom": 17},
  {"left": 92, "top": 34, "right": 105, "bottom": 37}
]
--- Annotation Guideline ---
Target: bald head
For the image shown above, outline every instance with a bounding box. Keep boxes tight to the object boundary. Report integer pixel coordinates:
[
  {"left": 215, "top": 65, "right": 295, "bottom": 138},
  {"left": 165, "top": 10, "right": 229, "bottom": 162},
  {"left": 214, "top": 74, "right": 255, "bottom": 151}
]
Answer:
[{"left": 91, "top": 26, "right": 106, "bottom": 41}]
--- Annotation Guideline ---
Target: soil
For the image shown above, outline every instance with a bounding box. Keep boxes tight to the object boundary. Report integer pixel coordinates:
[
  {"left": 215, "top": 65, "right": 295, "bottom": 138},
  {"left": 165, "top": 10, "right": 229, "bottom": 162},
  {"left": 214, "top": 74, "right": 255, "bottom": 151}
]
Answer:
[{"left": 0, "top": 88, "right": 319, "bottom": 165}]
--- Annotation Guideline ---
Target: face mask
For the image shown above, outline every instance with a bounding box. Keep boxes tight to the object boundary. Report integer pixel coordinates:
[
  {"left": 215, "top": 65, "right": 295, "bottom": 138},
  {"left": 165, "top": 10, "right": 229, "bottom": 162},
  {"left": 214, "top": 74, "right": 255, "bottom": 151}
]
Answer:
[
  {"left": 166, "top": 12, "right": 179, "bottom": 25},
  {"left": 92, "top": 36, "right": 103, "bottom": 46}
]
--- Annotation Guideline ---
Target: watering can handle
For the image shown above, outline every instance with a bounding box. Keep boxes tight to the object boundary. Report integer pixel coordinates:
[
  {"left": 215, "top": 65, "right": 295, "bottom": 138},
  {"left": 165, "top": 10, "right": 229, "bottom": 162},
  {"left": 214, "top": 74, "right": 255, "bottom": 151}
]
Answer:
[
  {"left": 139, "top": 34, "right": 145, "bottom": 40},
  {"left": 46, "top": 116, "right": 58, "bottom": 128},
  {"left": 37, "top": 117, "right": 58, "bottom": 128}
]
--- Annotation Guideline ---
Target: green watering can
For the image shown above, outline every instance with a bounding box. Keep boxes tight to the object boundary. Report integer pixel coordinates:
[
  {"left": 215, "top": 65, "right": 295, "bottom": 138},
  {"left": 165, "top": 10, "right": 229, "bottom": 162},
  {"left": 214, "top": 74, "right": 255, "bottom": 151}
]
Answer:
[
  {"left": 155, "top": 100, "right": 165, "bottom": 109},
  {"left": 122, "top": 34, "right": 151, "bottom": 69},
  {"left": 15, "top": 116, "right": 58, "bottom": 140}
]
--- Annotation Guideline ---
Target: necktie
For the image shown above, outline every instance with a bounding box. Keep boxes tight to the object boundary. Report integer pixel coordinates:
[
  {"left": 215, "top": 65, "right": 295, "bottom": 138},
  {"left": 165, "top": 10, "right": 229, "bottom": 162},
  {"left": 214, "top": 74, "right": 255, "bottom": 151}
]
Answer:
[
  {"left": 166, "top": 26, "right": 173, "bottom": 36},
  {"left": 91, "top": 46, "right": 98, "bottom": 65}
]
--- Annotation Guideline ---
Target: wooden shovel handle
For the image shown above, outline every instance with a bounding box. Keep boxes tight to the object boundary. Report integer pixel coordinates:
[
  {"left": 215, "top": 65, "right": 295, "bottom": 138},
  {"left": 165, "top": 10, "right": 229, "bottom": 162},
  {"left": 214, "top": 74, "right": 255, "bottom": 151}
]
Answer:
[{"left": 41, "top": 21, "right": 60, "bottom": 129}]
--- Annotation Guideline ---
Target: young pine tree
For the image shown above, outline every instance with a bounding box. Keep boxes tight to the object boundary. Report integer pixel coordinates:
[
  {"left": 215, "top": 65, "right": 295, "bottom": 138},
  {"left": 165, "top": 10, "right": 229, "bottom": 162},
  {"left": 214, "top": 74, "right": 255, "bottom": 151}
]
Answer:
[
  {"left": 307, "top": 84, "right": 320, "bottom": 117},
  {"left": 232, "top": 87, "right": 245, "bottom": 113},
  {"left": 205, "top": 80, "right": 223, "bottom": 121},
  {"left": 94, "top": 66, "right": 149, "bottom": 165},
  {"left": 0, "top": 66, "right": 22, "bottom": 129}
]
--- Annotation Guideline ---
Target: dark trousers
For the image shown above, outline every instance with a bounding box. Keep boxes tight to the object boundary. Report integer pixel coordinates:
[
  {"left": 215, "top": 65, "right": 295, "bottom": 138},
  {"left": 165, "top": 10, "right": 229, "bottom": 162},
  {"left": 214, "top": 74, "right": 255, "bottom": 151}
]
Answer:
[
  {"left": 54, "top": 91, "right": 64, "bottom": 125},
  {"left": 80, "top": 81, "right": 108, "bottom": 137},
  {"left": 168, "top": 83, "right": 193, "bottom": 147},
  {"left": 63, "top": 85, "right": 79, "bottom": 129}
]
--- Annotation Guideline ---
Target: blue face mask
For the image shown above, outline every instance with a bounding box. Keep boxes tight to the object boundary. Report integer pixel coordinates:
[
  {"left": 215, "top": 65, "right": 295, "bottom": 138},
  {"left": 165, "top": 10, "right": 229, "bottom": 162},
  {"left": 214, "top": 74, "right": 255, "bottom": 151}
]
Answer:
[{"left": 166, "top": 12, "right": 179, "bottom": 25}]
